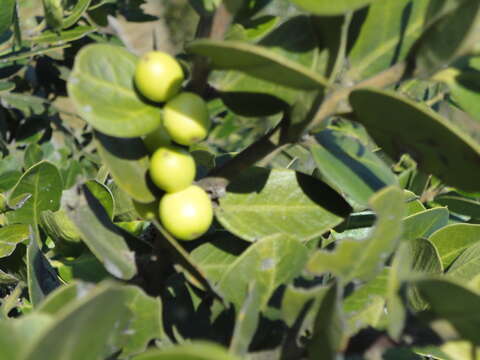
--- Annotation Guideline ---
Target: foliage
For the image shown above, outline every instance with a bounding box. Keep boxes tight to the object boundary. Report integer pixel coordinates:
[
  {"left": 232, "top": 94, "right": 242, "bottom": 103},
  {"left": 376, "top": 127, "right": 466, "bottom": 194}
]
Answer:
[{"left": 1, "top": 0, "right": 480, "bottom": 359}]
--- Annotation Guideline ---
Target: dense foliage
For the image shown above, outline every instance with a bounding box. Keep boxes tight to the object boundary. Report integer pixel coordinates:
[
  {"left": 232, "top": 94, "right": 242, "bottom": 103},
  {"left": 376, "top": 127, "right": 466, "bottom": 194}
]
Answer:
[{"left": 1, "top": 0, "right": 480, "bottom": 359}]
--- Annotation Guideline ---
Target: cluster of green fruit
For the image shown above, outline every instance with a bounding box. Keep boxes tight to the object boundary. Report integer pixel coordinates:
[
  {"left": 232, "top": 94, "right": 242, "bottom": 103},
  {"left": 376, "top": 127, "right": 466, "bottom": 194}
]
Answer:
[{"left": 133, "top": 51, "right": 213, "bottom": 241}]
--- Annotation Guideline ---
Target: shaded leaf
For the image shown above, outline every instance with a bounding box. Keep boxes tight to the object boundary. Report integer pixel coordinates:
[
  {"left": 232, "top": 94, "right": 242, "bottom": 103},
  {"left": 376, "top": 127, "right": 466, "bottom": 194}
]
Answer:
[
  {"left": 402, "top": 207, "right": 449, "bottom": 241},
  {"left": 0, "top": 0, "right": 16, "bottom": 34},
  {"left": 0, "top": 224, "right": 29, "bottom": 258},
  {"left": 350, "top": 88, "right": 480, "bottom": 192},
  {"left": 289, "top": 0, "right": 377, "bottom": 15},
  {"left": 132, "top": 342, "right": 240, "bottom": 360}
]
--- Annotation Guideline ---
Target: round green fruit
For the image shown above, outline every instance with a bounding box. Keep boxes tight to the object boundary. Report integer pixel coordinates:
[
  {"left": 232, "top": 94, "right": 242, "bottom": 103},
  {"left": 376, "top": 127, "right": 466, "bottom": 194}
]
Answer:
[
  {"left": 149, "top": 145, "right": 195, "bottom": 193},
  {"left": 134, "top": 51, "right": 184, "bottom": 103},
  {"left": 159, "top": 185, "right": 213, "bottom": 241},
  {"left": 143, "top": 121, "right": 171, "bottom": 153},
  {"left": 163, "top": 92, "right": 211, "bottom": 146}
]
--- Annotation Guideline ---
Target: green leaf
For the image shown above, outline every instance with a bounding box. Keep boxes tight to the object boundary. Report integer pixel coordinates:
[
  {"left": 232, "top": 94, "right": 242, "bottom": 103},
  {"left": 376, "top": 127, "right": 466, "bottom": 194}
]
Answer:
[
  {"left": 216, "top": 168, "right": 351, "bottom": 242},
  {"left": 24, "top": 143, "right": 44, "bottom": 169},
  {"left": 310, "top": 130, "right": 398, "bottom": 207},
  {"left": 8, "top": 161, "right": 63, "bottom": 225},
  {"left": 0, "top": 80, "right": 15, "bottom": 93},
  {"left": 308, "top": 283, "right": 344, "bottom": 360},
  {"left": 113, "top": 285, "right": 165, "bottom": 357},
  {"left": 187, "top": 39, "right": 327, "bottom": 90},
  {"left": 218, "top": 233, "right": 308, "bottom": 310},
  {"left": 22, "top": 282, "right": 131, "bottom": 360},
  {"left": 307, "top": 186, "right": 406, "bottom": 283},
  {"left": 55, "top": 253, "right": 110, "bottom": 283},
  {"left": 347, "top": 0, "right": 429, "bottom": 80},
  {"left": 27, "top": 25, "right": 95, "bottom": 44},
  {"left": 402, "top": 207, "right": 449, "bottom": 241},
  {"left": 414, "top": 0, "right": 480, "bottom": 75},
  {"left": 413, "top": 278, "right": 480, "bottom": 345},
  {"left": 85, "top": 180, "right": 114, "bottom": 219},
  {"left": 343, "top": 268, "right": 388, "bottom": 336},
  {"left": 429, "top": 224, "right": 480, "bottom": 268},
  {"left": 229, "top": 282, "right": 261, "bottom": 357},
  {"left": 63, "top": 0, "right": 92, "bottom": 28},
  {"left": 0, "top": 0, "right": 16, "bottom": 35},
  {"left": 95, "top": 131, "right": 156, "bottom": 203},
  {"left": 37, "top": 281, "right": 94, "bottom": 314},
  {"left": 0, "top": 224, "right": 29, "bottom": 258},
  {"left": 27, "top": 228, "right": 61, "bottom": 307},
  {"left": 42, "top": 0, "right": 63, "bottom": 30},
  {"left": 67, "top": 185, "right": 137, "bottom": 280},
  {"left": 434, "top": 191, "right": 480, "bottom": 219},
  {"left": 447, "top": 242, "right": 480, "bottom": 284},
  {"left": 350, "top": 88, "right": 480, "bottom": 192},
  {"left": 132, "top": 342, "right": 240, "bottom": 360},
  {"left": 289, "top": 0, "right": 377, "bottom": 15},
  {"left": 68, "top": 44, "right": 161, "bottom": 138},
  {"left": 190, "top": 234, "right": 249, "bottom": 284}
]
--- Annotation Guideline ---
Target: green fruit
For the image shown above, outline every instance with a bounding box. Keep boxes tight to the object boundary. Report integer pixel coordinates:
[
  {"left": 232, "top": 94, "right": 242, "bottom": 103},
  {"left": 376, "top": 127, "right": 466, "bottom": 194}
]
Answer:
[
  {"left": 133, "top": 200, "right": 158, "bottom": 220},
  {"left": 163, "top": 92, "right": 211, "bottom": 146},
  {"left": 134, "top": 51, "right": 184, "bottom": 103},
  {"left": 149, "top": 145, "right": 195, "bottom": 193},
  {"left": 159, "top": 185, "right": 213, "bottom": 241},
  {"left": 143, "top": 121, "right": 171, "bottom": 153}
]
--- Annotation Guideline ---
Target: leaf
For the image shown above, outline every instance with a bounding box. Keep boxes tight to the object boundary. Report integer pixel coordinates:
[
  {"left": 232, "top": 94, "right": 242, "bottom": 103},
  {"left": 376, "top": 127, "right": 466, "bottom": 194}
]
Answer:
[
  {"left": 186, "top": 39, "right": 327, "bottom": 90},
  {"left": 37, "top": 282, "right": 95, "bottom": 314},
  {"left": 0, "top": 224, "right": 29, "bottom": 258},
  {"left": 288, "top": 0, "right": 377, "bottom": 15},
  {"left": 402, "top": 207, "right": 449, "bottom": 241},
  {"left": 218, "top": 233, "right": 308, "bottom": 310},
  {"left": 24, "top": 143, "right": 44, "bottom": 169},
  {"left": 0, "top": 80, "right": 15, "bottom": 93},
  {"left": 414, "top": 278, "right": 480, "bottom": 345},
  {"left": 68, "top": 185, "right": 137, "bottom": 280},
  {"left": 8, "top": 161, "right": 63, "bottom": 225},
  {"left": 429, "top": 224, "right": 480, "bottom": 268},
  {"left": 85, "top": 180, "right": 114, "bottom": 219},
  {"left": 308, "top": 283, "right": 344, "bottom": 360},
  {"left": 0, "top": 0, "right": 16, "bottom": 35},
  {"left": 347, "top": 0, "right": 429, "bottom": 80},
  {"left": 68, "top": 44, "right": 161, "bottom": 138},
  {"left": 229, "top": 282, "right": 261, "bottom": 357},
  {"left": 350, "top": 88, "right": 480, "bottom": 192},
  {"left": 414, "top": 0, "right": 480, "bottom": 75},
  {"left": 132, "top": 342, "right": 240, "bottom": 360},
  {"left": 216, "top": 168, "right": 351, "bottom": 242},
  {"left": 447, "top": 242, "right": 480, "bottom": 283},
  {"left": 434, "top": 191, "right": 480, "bottom": 219},
  {"left": 22, "top": 282, "right": 131, "bottom": 360},
  {"left": 189, "top": 233, "right": 249, "bottom": 285},
  {"left": 63, "top": 0, "right": 92, "bottom": 28},
  {"left": 310, "top": 130, "right": 398, "bottom": 207},
  {"left": 27, "top": 25, "right": 95, "bottom": 44},
  {"left": 95, "top": 131, "right": 156, "bottom": 203},
  {"left": 307, "top": 186, "right": 405, "bottom": 283},
  {"left": 343, "top": 268, "right": 388, "bottom": 336},
  {"left": 27, "top": 228, "right": 61, "bottom": 307}
]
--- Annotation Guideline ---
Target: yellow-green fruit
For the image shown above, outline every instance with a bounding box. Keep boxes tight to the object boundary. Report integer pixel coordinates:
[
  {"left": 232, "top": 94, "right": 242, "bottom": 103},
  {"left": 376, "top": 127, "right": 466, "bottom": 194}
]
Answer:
[
  {"left": 143, "top": 122, "right": 171, "bottom": 153},
  {"left": 134, "top": 51, "right": 184, "bottom": 103},
  {"left": 149, "top": 145, "right": 195, "bottom": 192},
  {"left": 159, "top": 185, "right": 213, "bottom": 241},
  {"left": 163, "top": 92, "right": 211, "bottom": 146},
  {"left": 133, "top": 200, "right": 158, "bottom": 220}
]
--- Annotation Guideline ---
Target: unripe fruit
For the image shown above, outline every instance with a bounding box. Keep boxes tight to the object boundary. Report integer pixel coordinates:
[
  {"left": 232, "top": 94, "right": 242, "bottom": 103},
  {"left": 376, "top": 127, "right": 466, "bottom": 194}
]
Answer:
[
  {"left": 149, "top": 145, "right": 195, "bottom": 193},
  {"left": 159, "top": 185, "right": 213, "bottom": 241},
  {"left": 163, "top": 92, "right": 211, "bottom": 146},
  {"left": 134, "top": 51, "right": 184, "bottom": 103},
  {"left": 143, "top": 122, "right": 171, "bottom": 153}
]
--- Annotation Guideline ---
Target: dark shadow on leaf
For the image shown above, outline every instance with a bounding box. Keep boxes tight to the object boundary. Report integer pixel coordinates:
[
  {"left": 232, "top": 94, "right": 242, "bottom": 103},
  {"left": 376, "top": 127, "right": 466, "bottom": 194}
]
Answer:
[
  {"left": 95, "top": 130, "right": 148, "bottom": 161},
  {"left": 315, "top": 130, "right": 389, "bottom": 193},
  {"left": 390, "top": 1, "right": 413, "bottom": 66},
  {"left": 259, "top": 15, "right": 317, "bottom": 53},
  {"left": 296, "top": 172, "right": 352, "bottom": 218},
  {"left": 219, "top": 91, "right": 287, "bottom": 117},
  {"left": 226, "top": 167, "right": 270, "bottom": 194}
]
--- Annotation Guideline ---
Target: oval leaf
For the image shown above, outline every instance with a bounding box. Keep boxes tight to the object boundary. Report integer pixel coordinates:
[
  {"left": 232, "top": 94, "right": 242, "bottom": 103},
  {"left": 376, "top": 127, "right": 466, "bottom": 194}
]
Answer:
[
  {"left": 350, "top": 88, "right": 480, "bottom": 192},
  {"left": 289, "top": 0, "right": 377, "bottom": 15},
  {"left": 68, "top": 44, "right": 161, "bottom": 138},
  {"left": 132, "top": 342, "right": 239, "bottom": 360},
  {"left": 216, "top": 168, "right": 351, "bottom": 242},
  {"left": 0, "top": 224, "right": 29, "bottom": 258},
  {"left": 187, "top": 39, "right": 327, "bottom": 90}
]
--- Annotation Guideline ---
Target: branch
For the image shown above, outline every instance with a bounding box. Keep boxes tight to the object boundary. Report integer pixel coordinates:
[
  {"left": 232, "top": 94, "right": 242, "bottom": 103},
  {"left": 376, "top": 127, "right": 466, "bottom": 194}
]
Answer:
[{"left": 307, "top": 61, "right": 407, "bottom": 132}]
